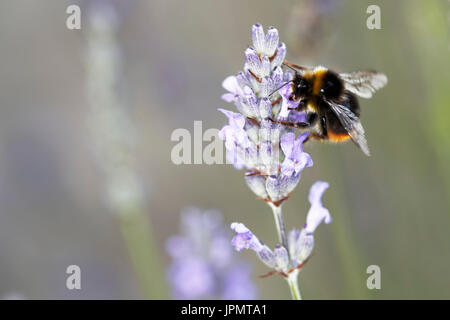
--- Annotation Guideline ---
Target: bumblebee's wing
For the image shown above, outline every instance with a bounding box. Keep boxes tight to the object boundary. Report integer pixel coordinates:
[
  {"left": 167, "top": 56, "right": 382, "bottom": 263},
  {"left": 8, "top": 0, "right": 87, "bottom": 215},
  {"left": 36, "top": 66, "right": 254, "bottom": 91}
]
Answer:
[
  {"left": 339, "top": 71, "right": 387, "bottom": 99},
  {"left": 326, "top": 99, "right": 371, "bottom": 156}
]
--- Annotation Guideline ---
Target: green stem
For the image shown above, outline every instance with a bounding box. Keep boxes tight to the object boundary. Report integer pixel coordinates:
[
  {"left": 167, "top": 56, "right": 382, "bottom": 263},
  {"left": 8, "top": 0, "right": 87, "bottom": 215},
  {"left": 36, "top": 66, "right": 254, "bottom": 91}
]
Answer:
[
  {"left": 287, "top": 272, "right": 302, "bottom": 300},
  {"left": 268, "top": 203, "right": 288, "bottom": 250},
  {"left": 117, "top": 207, "right": 168, "bottom": 299}
]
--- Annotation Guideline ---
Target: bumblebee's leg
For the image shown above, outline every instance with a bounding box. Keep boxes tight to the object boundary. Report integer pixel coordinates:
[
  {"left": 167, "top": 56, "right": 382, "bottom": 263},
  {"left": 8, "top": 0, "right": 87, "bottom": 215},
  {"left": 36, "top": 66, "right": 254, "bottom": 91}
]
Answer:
[
  {"left": 288, "top": 100, "right": 306, "bottom": 110},
  {"left": 269, "top": 118, "right": 310, "bottom": 129},
  {"left": 320, "top": 116, "right": 328, "bottom": 137},
  {"left": 303, "top": 134, "right": 311, "bottom": 144}
]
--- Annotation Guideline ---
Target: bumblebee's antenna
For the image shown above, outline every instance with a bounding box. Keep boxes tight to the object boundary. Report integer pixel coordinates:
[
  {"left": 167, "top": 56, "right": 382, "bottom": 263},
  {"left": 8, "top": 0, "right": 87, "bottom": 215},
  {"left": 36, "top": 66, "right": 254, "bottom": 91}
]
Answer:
[
  {"left": 282, "top": 62, "right": 298, "bottom": 73},
  {"left": 282, "top": 60, "right": 307, "bottom": 72},
  {"left": 268, "top": 80, "right": 293, "bottom": 98}
]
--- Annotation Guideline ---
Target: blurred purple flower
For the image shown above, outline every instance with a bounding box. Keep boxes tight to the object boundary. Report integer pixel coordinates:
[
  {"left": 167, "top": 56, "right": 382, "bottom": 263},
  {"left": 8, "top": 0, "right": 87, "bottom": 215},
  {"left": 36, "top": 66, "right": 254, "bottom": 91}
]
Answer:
[
  {"left": 168, "top": 257, "right": 216, "bottom": 299},
  {"left": 222, "top": 263, "right": 259, "bottom": 300},
  {"left": 166, "top": 208, "right": 258, "bottom": 300}
]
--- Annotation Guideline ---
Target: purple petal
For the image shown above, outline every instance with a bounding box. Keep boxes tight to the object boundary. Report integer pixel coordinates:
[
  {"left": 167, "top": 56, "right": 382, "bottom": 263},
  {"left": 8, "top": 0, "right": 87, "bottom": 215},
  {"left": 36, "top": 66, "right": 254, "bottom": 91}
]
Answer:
[
  {"left": 271, "top": 42, "right": 286, "bottom": 69},
  {"left": 244, "top": 69, "right": 260, "bottom": 91},
  {"left": 279, "top": 98, "right": 292, "bottom": 119},
  {"left": 264, "top": 27, "right": 279, "bottom": 56},
  {"left": 258, "top": 98, "right": 272, "bottom": 119},
  {"left": 218, "top": 108, "right": 245, "bottom": 129},
  {"left": 245, "top": 174, "right": 268, "bottom": 199},
  {"left": 242, "top": 86, "right": 259, "bottom": 117},
  {"left": 281, "top": 158, "right": 295, "bottom": 176},
  {"left": 288, "top": 228, "right": 301, "bottom": 257},
  {"left": 236, "top": 72, "right": 249, "bottom": 88},
  {"left": 278, "top": 83, "right": 298, "bottom": 119},
  {"left": 245, "top": 47, "right": 262, "bottom": 77},
  {"left": 259, "top": 76, "right": 272, "bottom": 98},
  {"left": 222, "top": 75, "right": 241, "bottom": 95},
  {"left": 297, "top": 229, "right": 314, "bottom": 262},
  {"left": 236, "top": 99, "right": 255, "bottom": 118},
  {"left": 265, "top": 175, "right": 282, "bottom": 201},
  {"left": 304, "top": 181, "right": 332, "bottom": 234},
  {"left": 221, "top": 93, "right": 236, "bottom": 103},
  {"left": 281, "top": 132, "right": 295, "bottom": 158},
  {"left": 258, "top": 120, "right": 273, "bottom": 142},
  {"left": 231, "top": 231, "right": 252, "bottom": 251},
  {"left": 226, "top": 149, "right": 245, "bottom": 169},
  {"left": 259, "top": 141, "right": 274, "bottom": 166},
  {"left": 257, "top": 246, "right": 277, "bottom": 268},
  {"left": 293, "top": 152, "right": 313, "bottom": 174},
  {"left": 251, "top": 23, "right": 265, "bottom": 53},
  {"left": 281, "top": 172, "right": 301, "bottom": 195},
  {"left": 218, "top": 126, "right": 233, "bottom": 147},
  {"left": 218, "top": 128, "right": 226, "bottom": 143},
  {"left": 288, "top": 228, "right": 314, "bottom": 264},
  {"left": 260, "top": 56, "right": 271, "bottom": 78},
  {"left": 235, "top": 129, "right": 251, "bottom": 148},
  {"left": 230, "top": 222, "right": 263, "bottom": 252},
  {"left": 297, "top": 132, "right": 310, "bottom": 147},
  {"left": 271, "top": 66, "right": 283, "bottom": 89},
  {"left": 266, "top": 173, "right": 300, "bottom": 201},
  {"left": 274, "top": 245, "right": 289, "bottom": 270},
  {"left": 308, "top": 180, "right": 329, "bottom": 206}
]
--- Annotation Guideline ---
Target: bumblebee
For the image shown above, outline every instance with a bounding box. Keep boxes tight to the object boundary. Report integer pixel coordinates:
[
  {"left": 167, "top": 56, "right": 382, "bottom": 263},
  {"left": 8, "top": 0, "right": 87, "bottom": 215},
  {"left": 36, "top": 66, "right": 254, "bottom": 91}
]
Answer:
[{"left": 273, "top": 61, "right": 388, "bottom": 156}]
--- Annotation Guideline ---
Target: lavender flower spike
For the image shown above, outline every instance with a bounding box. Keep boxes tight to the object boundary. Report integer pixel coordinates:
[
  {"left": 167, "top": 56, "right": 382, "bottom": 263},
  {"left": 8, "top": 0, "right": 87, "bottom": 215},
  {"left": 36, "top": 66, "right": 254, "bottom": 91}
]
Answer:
[
  {"left": 219, "top": 24, "right": 312, "bottom": 207},
  {"left": 221, "top": 24, "right": 334, "bottom": 300}
]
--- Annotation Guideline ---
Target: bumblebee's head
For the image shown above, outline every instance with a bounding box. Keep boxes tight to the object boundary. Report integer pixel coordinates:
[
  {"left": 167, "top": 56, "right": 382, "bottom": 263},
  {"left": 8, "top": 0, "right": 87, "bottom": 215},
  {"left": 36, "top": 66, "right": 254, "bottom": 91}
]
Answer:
[
  {"left": 292, "top": 73, "right": 311, "bottom": 100},
  {"left": 319, "top": 71, "right": 344, "bottom": 100}
]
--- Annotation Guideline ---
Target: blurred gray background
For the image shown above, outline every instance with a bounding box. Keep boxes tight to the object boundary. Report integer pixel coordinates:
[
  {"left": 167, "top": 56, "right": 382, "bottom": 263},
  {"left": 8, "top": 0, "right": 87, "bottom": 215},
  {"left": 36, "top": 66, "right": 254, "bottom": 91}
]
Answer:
[{"left": 0, "top": 0, "right": 449, "bottom": 299}]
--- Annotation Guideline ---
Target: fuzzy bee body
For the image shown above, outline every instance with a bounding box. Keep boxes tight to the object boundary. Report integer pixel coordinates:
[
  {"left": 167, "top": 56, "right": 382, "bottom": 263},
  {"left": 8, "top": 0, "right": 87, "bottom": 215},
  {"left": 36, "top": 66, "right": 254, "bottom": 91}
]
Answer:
[{"left": 278, "top": 61, "right": 387, "bottom": 156}]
